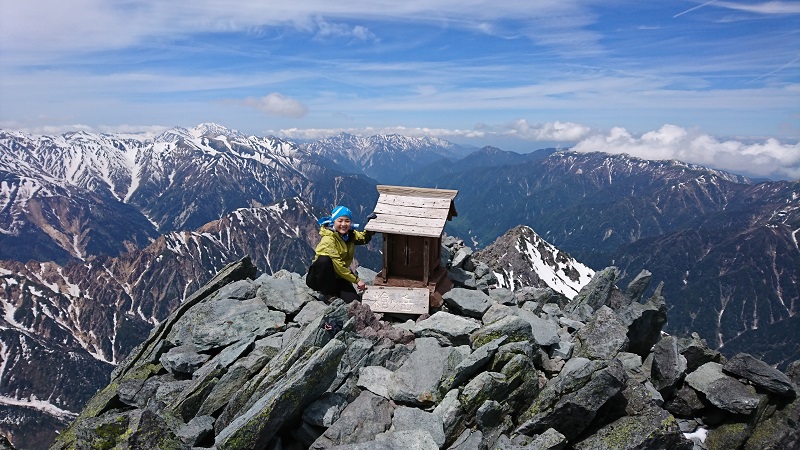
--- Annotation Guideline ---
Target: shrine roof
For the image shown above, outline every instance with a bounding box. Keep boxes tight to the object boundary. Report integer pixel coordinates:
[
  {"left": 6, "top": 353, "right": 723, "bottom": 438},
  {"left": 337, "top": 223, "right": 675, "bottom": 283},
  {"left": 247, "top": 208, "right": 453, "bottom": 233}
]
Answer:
[{"left": 365, "top": 185, "right": 458, "bottom": 238}]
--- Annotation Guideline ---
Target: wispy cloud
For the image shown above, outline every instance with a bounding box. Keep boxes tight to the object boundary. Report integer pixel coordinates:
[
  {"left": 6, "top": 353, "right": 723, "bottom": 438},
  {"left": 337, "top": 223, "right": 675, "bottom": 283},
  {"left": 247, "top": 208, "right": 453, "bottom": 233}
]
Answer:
[
  {"left": 674, "top": 0, "right": 719, "bottom": 18},
  {"left": 714, "top": 1, "right": 800, "bottom": 15},
  {"left": 674, "top": 0, "right": 800, "bottom": 18},
  {"left": 312, "top": 17, "right": 379, "bottom": 42},
  {"left": 236, "top": 93, "right": 309, "bottom": 118}
]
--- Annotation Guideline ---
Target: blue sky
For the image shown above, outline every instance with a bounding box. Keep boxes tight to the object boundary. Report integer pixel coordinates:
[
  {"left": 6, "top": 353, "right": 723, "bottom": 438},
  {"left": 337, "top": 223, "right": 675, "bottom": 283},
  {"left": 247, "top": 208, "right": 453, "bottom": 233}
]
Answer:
[{"left": 1, "top": 1, "right": 798, "bottom": 179}]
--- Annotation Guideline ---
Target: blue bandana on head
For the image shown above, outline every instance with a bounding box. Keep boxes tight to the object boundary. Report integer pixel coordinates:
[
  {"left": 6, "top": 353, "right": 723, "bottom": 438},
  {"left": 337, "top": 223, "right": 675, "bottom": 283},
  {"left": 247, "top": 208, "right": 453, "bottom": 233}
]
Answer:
[
  {"left": 317, "top": 205, "right": 353, "bottom": 228},
  {"left": 331, "top": 205, "right": 352, "bottom": 221}
]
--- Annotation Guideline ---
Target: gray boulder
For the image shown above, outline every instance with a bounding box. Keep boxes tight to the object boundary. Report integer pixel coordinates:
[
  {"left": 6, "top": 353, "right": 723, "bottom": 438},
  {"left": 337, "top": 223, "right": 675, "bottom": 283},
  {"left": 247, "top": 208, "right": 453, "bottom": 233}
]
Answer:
[
  {"left": 483, "top": 302, "right": 515, "bottom": 324},
  {"left": 356, "top": 366, "right": 394, "bottom": 399},
  {"left": 705, "top": 376, "right": 763, "bottom": 415},
  {"left": 448, "top": 429, "right": 484, "bottom": 450},
  {"left": 448, "top": 267, "right": 478, "bottom": 289},
  {"left": 516, "top": 359, "right": 627, "bottom": 440},
  {"left": 617, "top": 296, "right": 667, "bottom": 357},
  {"left": 650, "top": 335, "right": 687, "bottom": 397},
  {"left": 391, "top": 406, "right": 445, "bottom": 448},
  {"left": 677, "top": 332, "right": 722, "bottom": 371},
  {"left": 470, "top": 315, "right": 533, "bottom": 349},
  {"left": 177, "top": 415, "right": 215, "bottom": 447},
  {"left": 664, "top": 386, "right": 706, "bottom": 418},
  {"left": 433, "top": 389, "right": 465, "bottom": 443},
  {"left": 256, "top": 273, "right": 314, "bottom": 315},
  {"left": 566, "top": 267, "right": 621, "bottom": 313},
  {"left": 443, "top": 336, "right": 507, "bottom": 392},
  {"left": 451, "top": 246, "right": 473, "bottom": 269},
  {"left": 574, "top": 306, "right": 629, "bottom": 360},
  {"left": 686, "top": 362, "right": 762, "bottom": 415},
  {"left": 723, "top": 353, "right": 797, "bottom": 398},
  {"left": 516, "top": 308, "right": 560, "bottom": 347},
  {"left": 302, "top": 392, "right": 350, "bottom": 428},
  {"left": 488, "top": 287, "right": 516, "bottom": 306},
  {"left": 443, "top": 288, "right": 493, "bottom": 319},
  {"left": 166, "top": 296, "right": 286, "bottom": 352},
  {"left": 389, "top": 337, "right": 464, "bottom": 406},
  {"left": 310, "top": 390, "right": 394, "bottom": 448},
  {"left": 412, "top": 311, "right": 481, "bottom": 346},
  {"left": 625, "top": 269, "right": 652, "bottom": 303},
  {"left": 160, "top": 344, "right": 210, "bottom": 375}
]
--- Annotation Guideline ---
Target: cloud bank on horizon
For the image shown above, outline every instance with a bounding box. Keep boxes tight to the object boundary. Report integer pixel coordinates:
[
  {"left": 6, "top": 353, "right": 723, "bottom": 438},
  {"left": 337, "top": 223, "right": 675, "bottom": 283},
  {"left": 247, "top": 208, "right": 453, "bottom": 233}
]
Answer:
[{"left": 0, "top": 1, "right": 798, "bottom": 179}]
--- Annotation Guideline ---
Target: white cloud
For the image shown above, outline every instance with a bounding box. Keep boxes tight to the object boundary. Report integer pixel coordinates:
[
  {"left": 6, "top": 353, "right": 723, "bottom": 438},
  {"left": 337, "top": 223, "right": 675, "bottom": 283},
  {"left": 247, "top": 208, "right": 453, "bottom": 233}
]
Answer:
[
  {"left": 313, "top": 17, "right": 378, "bottom": 42},
  {"left": 0, "top": 1, "right": 588, "bottom": 60},
  {"left": 500, "top": 119, "right": 592, "bottom": 141},
  {"left": 239, "top": 93, "right": 309, "bottom": 118},
  {"left": 571, "top": 124, "right": 800, "bottom": 179},
  {"left": 277, "top": 122, "right": 800, "bottom": 179}
]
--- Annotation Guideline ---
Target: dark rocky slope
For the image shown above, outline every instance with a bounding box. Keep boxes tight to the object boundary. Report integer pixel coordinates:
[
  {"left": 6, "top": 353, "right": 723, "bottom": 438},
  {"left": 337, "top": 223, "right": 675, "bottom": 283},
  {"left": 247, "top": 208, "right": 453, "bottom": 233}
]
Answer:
[{"left": 51, "top": 244, "right": 798, "bottom": 450}]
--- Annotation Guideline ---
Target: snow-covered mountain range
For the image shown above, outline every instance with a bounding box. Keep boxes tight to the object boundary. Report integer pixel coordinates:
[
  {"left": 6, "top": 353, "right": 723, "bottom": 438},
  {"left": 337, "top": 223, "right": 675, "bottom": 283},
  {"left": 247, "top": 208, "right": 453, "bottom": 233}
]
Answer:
[
  {"left": 0, "top": 124, "right": 378, "bottom": 264},
  {"left": 0, "top": 123, "right": 798, "bottom": 448},
  {"left": 303, "top": 133, "right": 465, "bottom": 184}
]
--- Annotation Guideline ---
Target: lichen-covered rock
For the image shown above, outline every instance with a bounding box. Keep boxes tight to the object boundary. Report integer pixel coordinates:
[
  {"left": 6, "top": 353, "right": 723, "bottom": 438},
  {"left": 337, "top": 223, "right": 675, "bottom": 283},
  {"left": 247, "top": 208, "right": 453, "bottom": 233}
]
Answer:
[
  {"left": 742, "top": 395, "right": 800, "bottom": 450},
  {"left": 706, "top": 421, "right": 752, "bottom": 450},
  {"left": 574, "top": 306, "right": 629, "bottom": 360},
  {"left": 215, "top": 337, "right": 347, "bottom": 449},
  {"left": 470, "top": 315, "right": 533, "bottom": 349},
  {"left": 572, "top": 406, "right": 692, "bottom": 450},
  {"left": 516, "top": 359, "right": 627, "bottom": 440}
]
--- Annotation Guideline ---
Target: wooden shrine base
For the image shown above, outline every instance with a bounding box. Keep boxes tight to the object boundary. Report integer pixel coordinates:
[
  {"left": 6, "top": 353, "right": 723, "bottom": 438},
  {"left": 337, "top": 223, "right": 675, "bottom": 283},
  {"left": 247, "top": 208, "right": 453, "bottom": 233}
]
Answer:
[
  {"left": 362, "top": 287, "right": 430, "bottom": 315},
  {"left": 371, "top": 266, "right": 453, "bottom": 309}
]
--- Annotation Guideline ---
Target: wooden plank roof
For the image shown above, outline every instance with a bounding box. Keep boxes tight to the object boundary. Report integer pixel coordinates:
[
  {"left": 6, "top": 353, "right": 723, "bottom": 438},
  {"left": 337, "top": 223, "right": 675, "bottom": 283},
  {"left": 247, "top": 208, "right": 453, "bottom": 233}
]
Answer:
[{"left": 365, "top": 185, "right": 458, "bottom": 237}]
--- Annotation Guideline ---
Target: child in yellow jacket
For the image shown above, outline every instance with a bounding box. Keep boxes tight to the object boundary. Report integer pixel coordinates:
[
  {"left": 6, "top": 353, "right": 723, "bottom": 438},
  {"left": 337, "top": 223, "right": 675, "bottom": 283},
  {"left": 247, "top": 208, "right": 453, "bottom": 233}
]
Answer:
[{"left": 306, "top": 205, "right": 374, "bottom": 301}]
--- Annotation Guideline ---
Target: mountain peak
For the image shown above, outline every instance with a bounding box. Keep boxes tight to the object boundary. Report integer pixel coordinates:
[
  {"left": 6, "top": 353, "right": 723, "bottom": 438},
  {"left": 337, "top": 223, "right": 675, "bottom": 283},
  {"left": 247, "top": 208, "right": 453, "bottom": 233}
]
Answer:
[{"left": 474, "top": 225, "right": 595, "bottom": 299}]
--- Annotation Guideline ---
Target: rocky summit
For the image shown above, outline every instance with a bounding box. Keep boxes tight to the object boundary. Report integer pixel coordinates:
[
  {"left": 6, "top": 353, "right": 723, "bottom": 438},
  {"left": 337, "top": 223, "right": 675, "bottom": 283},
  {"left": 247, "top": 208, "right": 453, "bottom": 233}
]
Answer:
[{"left": 50, "top": 244, "right": 799, "bottom": 450}]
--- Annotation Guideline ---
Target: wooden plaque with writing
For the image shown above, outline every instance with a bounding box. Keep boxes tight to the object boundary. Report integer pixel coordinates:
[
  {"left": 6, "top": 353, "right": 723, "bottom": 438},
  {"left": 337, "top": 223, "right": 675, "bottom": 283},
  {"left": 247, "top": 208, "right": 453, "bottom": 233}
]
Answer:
[{"left": 361, "top": 286, "right": 429, "bottom": 315}]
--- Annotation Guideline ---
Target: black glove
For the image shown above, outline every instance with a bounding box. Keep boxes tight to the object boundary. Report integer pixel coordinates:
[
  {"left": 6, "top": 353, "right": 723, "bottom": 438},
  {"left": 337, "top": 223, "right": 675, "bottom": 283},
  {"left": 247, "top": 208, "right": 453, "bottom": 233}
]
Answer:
[{"left": 365, "top": 212, "right": 377, "bottom": 223}]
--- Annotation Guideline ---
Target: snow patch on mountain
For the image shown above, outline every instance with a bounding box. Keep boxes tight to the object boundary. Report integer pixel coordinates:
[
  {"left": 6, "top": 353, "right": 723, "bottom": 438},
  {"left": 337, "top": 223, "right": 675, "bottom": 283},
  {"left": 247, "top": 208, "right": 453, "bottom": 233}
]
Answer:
[
  {"left": 0, "top": 395, "right": 77, "bottom": 420},
  {"left": 512, "top": 236, "right": 594, "bottom": 298},
  {"left": 475, "top": 225, "right": 595, "bottom": 299}
]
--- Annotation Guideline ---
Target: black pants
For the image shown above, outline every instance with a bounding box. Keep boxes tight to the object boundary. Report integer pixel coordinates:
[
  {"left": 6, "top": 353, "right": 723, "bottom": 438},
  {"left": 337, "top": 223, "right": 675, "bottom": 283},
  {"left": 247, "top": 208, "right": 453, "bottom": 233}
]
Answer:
[{"left": 306, "top": 255, "right": 358, "bottom": 299}]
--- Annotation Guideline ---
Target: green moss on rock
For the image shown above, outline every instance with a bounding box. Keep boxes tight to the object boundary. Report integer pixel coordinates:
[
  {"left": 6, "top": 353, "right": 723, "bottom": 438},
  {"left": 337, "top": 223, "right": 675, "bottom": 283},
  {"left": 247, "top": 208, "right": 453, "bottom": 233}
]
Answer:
[{"left": 707, "top": 422, "right": 750, "bottom": 450}]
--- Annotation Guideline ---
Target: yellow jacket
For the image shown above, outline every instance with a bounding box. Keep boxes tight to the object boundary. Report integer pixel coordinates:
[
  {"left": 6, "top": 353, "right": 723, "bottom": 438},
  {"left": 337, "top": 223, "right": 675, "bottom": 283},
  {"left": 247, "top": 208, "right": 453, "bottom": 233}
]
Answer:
[{"left": 312, "top": 227, "right": 373, "bottom": 283}]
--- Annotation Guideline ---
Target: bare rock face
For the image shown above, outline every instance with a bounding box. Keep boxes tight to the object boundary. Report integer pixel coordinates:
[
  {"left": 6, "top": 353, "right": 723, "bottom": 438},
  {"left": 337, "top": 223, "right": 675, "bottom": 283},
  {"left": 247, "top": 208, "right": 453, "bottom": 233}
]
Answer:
[{"left": 50, "top": 253, "right": 799, "bottom": 450}]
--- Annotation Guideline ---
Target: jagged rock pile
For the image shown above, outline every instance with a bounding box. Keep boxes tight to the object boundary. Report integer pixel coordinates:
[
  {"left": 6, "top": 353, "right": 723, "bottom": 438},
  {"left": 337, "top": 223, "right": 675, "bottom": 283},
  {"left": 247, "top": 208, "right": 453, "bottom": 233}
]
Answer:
[{"left": 51, "top": 249, "right": 798, "bottom": 450}]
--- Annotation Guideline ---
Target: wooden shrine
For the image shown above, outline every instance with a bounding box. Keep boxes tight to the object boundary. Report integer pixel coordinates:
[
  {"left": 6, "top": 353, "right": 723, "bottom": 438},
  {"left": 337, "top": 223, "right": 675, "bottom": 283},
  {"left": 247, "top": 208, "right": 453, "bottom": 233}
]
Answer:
[{"left": 363, "top": 185, "right": 458, "bottom": 313}]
